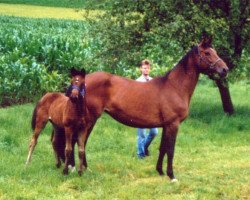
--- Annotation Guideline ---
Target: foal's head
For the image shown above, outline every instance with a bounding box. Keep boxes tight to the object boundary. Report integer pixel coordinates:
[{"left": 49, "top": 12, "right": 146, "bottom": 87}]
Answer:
[
  {"left": 196, "top": 36, "right": 229, "bottom": 79},
  {"left": 68, "top": 68, "right": 86, "bottom": 100}
]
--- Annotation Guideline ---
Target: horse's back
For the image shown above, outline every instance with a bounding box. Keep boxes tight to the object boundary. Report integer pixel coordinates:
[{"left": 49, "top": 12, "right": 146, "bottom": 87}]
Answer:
[
  {"left": 40, "top": 92, "right": 66, "bottom": 105},
  {"left": 84, "top": 71, "right": 188, "bottom": 127},
  {"left": 85, "top": 71, "right": 164, "bottom": 126},
  {"left": 36, "top": 92, "right": 66, "bottom": 115}
]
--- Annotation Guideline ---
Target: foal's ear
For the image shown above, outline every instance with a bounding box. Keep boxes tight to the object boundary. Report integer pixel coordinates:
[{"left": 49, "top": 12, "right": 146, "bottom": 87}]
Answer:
[
  {"left": 70, "top": 67, "right": 86, "bottom": 77},
  {"left": 70, "top": 67, "right": 78, "bottom": 77},
  {"left": 79, "top": 68, "right": 86, "bottom": 78}
]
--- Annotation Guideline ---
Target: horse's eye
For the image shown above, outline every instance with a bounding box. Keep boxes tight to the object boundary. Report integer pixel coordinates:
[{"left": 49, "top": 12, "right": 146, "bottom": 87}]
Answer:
[{"left": 205, "top": 52, "right": 210, "bottom": 56}]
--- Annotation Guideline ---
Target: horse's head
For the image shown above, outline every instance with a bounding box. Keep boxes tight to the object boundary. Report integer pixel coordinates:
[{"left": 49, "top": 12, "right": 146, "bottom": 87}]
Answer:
[
  {"left": 197, "top": 36, "right": 229, "bottom": 79},
  {"left": 68, "top": 68, "right": 86, "bottom": 100}
]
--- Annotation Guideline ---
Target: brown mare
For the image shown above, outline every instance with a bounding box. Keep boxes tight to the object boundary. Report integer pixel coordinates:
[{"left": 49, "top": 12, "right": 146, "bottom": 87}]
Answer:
[
  {"left": 26, "top": 68, "right": 87, "bottom": 175},
  {"left": 54, "top": 37, "right": 229, "bottom": 181}
]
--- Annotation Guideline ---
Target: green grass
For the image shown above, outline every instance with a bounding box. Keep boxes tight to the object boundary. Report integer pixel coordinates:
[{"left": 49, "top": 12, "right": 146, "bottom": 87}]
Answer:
[
  {"left": 0, "top": 3, "right": 103, "bottom": 20},
  {"left": 0, "top": 0, "right": 108, "bottom": 9},
  {"left": 0, "top": 82, "right": 249, "bottom": 199}
]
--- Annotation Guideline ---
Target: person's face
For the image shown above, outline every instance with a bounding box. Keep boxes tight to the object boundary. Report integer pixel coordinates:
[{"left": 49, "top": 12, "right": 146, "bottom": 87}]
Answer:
[{"left": 140, "top": 64, "right": 150, "bottom": 76}]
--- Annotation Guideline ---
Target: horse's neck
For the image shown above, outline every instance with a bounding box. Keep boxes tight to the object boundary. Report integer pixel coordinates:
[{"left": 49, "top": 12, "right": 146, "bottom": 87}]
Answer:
[
  {"left": 69, "top": 98, "right": 85, "bottom": 117},
  {"left": 168, "top": 58, "right": 199, "bottom": 103}
]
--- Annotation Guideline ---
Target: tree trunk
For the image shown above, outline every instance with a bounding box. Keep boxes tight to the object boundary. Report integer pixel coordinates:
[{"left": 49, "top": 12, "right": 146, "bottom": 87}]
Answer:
[{"left": 215, "top": 79, "right": 234, "bottom": 115}]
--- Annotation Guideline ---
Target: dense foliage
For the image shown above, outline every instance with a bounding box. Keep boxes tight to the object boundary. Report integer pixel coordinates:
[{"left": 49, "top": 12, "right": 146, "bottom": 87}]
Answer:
[
  {"left": 85, "top": 0, "right": 249, "bottom": 81},
  {"left": 0, "top": 16, "right": 101, "bottom": 106},
  {"left": 0, "top": 0, "right": 249, "bottom": 107},
  {"left": 0, "top": 14, "right": 180, "bottom": 107}
]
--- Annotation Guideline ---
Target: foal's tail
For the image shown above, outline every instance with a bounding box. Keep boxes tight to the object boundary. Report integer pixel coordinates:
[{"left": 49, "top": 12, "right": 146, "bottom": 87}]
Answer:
[{"left": 31, "top": 103, "right": 39, "bottom": 130}]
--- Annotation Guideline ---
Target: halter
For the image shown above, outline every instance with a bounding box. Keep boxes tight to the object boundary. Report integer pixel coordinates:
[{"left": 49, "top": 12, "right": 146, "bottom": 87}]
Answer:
[
  {"left": 197, "top": 46, "right": 222, "bottom": 70},
  {"left": 71, "top": 85, "right": 85, "bottom": 97}
]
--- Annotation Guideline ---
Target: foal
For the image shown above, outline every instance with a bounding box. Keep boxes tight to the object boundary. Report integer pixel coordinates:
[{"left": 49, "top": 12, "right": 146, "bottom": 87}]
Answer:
[{"left": 26, "top": 68, "right": 87, "bottom": 175}]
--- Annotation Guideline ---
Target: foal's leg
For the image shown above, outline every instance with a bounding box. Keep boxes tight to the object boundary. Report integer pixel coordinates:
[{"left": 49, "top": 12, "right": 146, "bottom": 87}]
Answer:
[
  {"left": 156, "top": 124, "right": 178, "bottom": 181},
  {"left": 82, "top": 123, "right": 96, "bottom": 169},
  {"left": 51, "top": 130, "right": 60, "bottom": 168},
  {"left": 67, "top": 132, "right": 77, "bottom": 170},
  {"left": 26, "top": 120, "right": 47, "bottom": 165},
  {"left": 63, "top": 127, "right": 73, "bottom": 175},
  {"left": 51, "top": 128, "right": 65, "bottom": 168},
  {"left": 77, "top": 128, "right": 89, "bottom": 176}
]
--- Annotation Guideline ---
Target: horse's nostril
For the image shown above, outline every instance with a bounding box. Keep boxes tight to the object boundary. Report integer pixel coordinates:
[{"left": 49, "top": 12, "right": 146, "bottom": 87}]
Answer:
[{"left": 220, "top": 67, "right": 229, "bottom": 78}]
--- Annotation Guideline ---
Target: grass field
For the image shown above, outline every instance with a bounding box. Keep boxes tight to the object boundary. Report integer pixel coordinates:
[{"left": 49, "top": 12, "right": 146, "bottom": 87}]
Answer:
[
  {"left": 0, "top": 82, "right": 249, "bottom": 199},
  {"left": 0, "top": 1, "right": 249, "bottom": 199},
  {"left": 0, "top": 3, "right": 102, "bottom": 20},
  {"left": 0, "top": 0, "right": 108, "bottom": 9}
]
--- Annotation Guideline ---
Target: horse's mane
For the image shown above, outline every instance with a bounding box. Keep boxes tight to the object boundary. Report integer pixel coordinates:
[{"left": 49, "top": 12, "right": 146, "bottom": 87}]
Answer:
[
  {"left": 155, "top": 45, "right": 198, "bottom": 83},
  {"left": 177, "top": 45, "right": 198, "bottom": 71}
]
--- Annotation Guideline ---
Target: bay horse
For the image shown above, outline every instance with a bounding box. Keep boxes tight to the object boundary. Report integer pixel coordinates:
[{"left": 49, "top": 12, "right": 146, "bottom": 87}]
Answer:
[
  {"left": 26, "top": 68, "right": 87, "bottom": 175},
  {"left": 53, "top": 37, "right": 229, "bottom": 181}
]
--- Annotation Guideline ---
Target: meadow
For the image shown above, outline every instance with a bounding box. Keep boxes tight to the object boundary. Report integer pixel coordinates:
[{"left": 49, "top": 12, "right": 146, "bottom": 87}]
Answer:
[
  {"left": 0, "top": 3, "right": 103, "bottom": 20},
  {"left": 0, "top": 1, "right": 249, "bottom": 199},
  {"left": 0, "top": 82, "right": 249, "bottom": 199},
  {"left": 0, "top": 0, "right": 107, "bottom": 9}
]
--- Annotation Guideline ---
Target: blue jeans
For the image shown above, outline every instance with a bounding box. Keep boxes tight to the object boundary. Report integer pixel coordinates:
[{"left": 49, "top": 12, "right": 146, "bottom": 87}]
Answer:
[{"left": 137, "top": 128, "right": 158, "bottom": 158}]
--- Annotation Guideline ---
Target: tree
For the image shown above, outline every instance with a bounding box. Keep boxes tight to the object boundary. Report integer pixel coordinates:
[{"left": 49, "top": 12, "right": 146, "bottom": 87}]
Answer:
[
  {"left": 86, "top": 0, "right": 250, "bottom": 114},
  {"left": 133, "top": 0, "right": 250, "bottom": 114},
  {"left": 193, "top": 0, "right": 250, "bottom": 114}
]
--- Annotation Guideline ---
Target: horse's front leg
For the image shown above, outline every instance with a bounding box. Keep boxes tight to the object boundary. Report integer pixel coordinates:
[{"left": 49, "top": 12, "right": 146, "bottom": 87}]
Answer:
[
  {"left": 156, "top": 128, "right": 167, "bottom": 176},
  {"left": 156, "top": 123, "right": 178, "bottom": 182},
  {"left": 63, "top": 127, "right": 73, "bottom": 175},
  {"left": 82, "top": 123, "right": 96, "bottom": 169},
  {"left": 77, "top": 128, "right": 89, "bottom": 176}
]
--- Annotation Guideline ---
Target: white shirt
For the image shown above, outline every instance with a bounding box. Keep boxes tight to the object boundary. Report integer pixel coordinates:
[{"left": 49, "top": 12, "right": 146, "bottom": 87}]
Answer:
[{"left": 136, "top": 75, "right": 152, "bottom": 82}]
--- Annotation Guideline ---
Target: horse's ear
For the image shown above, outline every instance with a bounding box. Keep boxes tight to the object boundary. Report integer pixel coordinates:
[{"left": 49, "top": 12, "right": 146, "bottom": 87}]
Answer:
[
  {"left": 80, "top": 68, "right": 86, "bottom": 77},
  {"left": 200, "top": 32, "right": 212, "bottom": 48},
  {"left": 70, "top": 68, "right": 78, "bottom": 77}
]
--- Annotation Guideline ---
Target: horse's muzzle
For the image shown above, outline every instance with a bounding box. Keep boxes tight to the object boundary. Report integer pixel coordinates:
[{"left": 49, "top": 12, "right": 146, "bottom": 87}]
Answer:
[{"left": 218, "top": 66, "right": 229, "bottom": 78}]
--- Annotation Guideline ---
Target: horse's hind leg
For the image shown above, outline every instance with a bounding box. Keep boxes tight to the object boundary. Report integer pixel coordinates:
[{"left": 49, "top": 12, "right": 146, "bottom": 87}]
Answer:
[
  {"left": 51, "top": 128, "right": 65, "bottom": 168},
  {"left": 82, "top": 123, "right": 96, "bottom": 169},
  {"left": 77, "top": 127, "right": 89, "bottom": 176},
  {"left": 26, "top": 121, "right": 47, "bottom": 165}
]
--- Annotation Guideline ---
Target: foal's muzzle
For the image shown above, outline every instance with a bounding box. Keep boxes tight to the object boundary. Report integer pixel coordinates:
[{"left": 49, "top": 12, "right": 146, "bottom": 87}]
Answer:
[{"left": 70, "top": 89, "right": 80, "bottom": 99}]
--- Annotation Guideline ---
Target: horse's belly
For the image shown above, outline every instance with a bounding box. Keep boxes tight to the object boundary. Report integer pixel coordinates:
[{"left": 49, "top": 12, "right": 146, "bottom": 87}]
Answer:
[
  {"left": 106, "top": 110, "right": 161, "bottom": 128},
  {"left": 48, "top": 104, "right": 65, "bottom": 127}
]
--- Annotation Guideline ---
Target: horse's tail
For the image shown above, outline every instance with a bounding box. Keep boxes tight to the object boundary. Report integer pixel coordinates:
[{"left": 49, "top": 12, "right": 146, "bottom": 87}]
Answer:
[{"left": 31, "top": 103, "right": 39, "bottom": 130}]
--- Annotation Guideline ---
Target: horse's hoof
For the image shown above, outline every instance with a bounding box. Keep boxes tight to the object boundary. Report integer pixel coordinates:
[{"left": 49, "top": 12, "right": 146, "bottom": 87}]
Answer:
[
  {"left": 156, "top": 168, "right": 164, "bottom": 176},
  {"left": 68, "top": 165, "right": 76, "bottom": 173},
  {"left": 63, "top": 168, "right": 69, "bottom": 175},
  {"left": 56, "top": 163, "right": 61, "bottom": 168},
  {"left": 171, "top": 178, "right": 178, "bottom": 183},
  {"left": 78, "top": 170, "right": 82, "bottom": 176}
]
